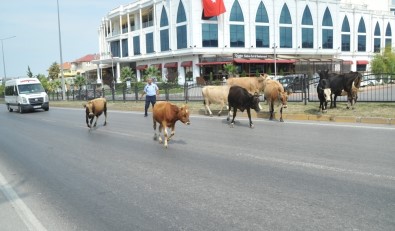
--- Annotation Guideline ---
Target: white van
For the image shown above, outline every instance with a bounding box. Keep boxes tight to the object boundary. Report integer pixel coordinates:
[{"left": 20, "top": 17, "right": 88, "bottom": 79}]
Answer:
[{"left": 4, "top": 78, "right": 49, "bottom": 113}]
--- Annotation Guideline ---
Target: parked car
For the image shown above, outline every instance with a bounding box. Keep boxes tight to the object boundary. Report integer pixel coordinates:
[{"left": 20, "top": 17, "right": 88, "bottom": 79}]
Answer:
[
  {"left": 360, "top": 76, "right": 380, "bottom": 87},
  {"left": 277, "top": 74, "right": 307, "bottom": 92}
]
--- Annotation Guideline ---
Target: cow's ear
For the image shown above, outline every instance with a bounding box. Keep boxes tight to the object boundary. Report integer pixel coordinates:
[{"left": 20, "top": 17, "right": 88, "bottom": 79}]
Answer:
[{"left": 83, "top": 103, "right": 87, "bottom": 108}]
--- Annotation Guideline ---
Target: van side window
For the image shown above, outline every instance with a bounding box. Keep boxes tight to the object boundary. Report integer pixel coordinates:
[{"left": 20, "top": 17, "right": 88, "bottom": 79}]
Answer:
[{"left": 5, "top": 86, "right": 14, "bottom": 96}]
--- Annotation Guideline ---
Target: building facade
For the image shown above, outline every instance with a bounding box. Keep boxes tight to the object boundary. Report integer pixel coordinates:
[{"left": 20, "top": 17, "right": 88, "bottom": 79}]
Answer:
[{"left": 94, "top": 0, "right": 395, "bottom": 84}]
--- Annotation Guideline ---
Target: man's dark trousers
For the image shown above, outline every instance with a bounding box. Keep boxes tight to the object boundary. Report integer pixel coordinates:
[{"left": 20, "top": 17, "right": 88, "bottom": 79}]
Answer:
[{"left": 145, "top": 95, "right": 156, "bottom": 116}]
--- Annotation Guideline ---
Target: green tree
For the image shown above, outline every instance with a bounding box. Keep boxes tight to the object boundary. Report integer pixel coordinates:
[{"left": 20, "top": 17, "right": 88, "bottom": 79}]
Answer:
[
  {"left": 74, "top": 75, "right": 86, "bottom": 89},
  {"left": 37, "top": 74, "right": 49, "bottom": 92},
  {"left": 371, "top": 46, "right": 395, "bottom": 82},
  {"left": 144, "top": 66, "right": 161, "bottom": 82},
  {"left": 224, "top": 63, "right": 237, "bottom": 77},
  {"left": 27, "top": 66, "right": 33, "bottom": 78},
  {"left": 48, "top": 62, "right": 60, "bottom": 80},
  {"left": 120, "top": 67, "right": 136, "bottom": 87}
]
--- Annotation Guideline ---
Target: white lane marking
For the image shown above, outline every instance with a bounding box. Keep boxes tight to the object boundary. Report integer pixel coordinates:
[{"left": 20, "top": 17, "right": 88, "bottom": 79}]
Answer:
[
  {"left": 0, "top": 171, "right": 47, "bottom": 231},
  {"left": 239, "top": 153, "right": 395, "bottom": 181}
]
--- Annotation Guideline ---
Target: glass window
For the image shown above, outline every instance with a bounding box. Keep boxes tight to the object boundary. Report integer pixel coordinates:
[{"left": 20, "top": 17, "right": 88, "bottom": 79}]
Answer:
[
  {"left": 374, "top": 38, "right": 381, "bottom": 52},
  {"left": 160, "top": 7, "right": 169, "bottom": 27},
  {"left": 146, "top": 33, "right": 154, "bottom": 54},
  {"left": 160, "top": 29, "right": 169, "bottom": 51},
  {"left": 280, "top": 4, "right": 292, "bottom": 24},
  {"left": 386, "top": 38, "right": 392, "bottom": 47},
  {"left": 177, "top": 25, "right": 187, "bottom": 49},
  {"left": 256, "top": 26, "right": 269, "bottom": 48},
  {"left": 230, "top": 25, "right": 245, "bottom": 47},
  {"left": 177, "top": 1, "right": 186, "bottom": 23},
  {"left": 358, "top": 35, "right": 366, "bottom": 51},
  {"left": 302, "top": 28, "right": 313, "bottom": 48},
  {"left": 256, "top": 2, "right": 269, "bottom": 23},
  {"left": 121, "top": 39, "right": 128, "bottom": 57},
  {"left": 342, "top": 16, "right": 350, "bottom": 32},
  {"left": 358, "top": 18, "right": 366, "bottom": 33},
  {"left": 110, "top": 41, "right": 120, "bottom": 57},
  {"left": 202, "top": 11, "right": 217, "bottom": 21},
  {"left": 280, "top": 27, "right": 292, "bottom": 48},
  {"left": 386, "top": 23, "right": 392, "bottom": 36},
  {"left": 202, "top": 24, "right": 218, "bottom": 47},
  {"left": 374, "top": 22, "right": 381, "bottom": 36},
  {"left": 302, "top": 6, "right": 313, "bottom": 25},
  {"left": 230, "top": 0, "right": 244, "bottom": 22},
  {"left": 133, "top": 36, "right": 140, "bottom": 55},
  {"left": 322, "top": 29, "right": 333, "bottom": 49},
  {"left": 142, "top": 9, "right": 153, "bottom": 28},
  {"left": 341, "top": 34, "right": 350, "bottom": 51},
  {"left": 322, "top": 8, "right": 333, "bottom": 26}
]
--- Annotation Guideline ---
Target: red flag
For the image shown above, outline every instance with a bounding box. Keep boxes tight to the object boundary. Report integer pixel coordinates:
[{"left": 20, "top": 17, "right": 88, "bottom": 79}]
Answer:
[{"left": 203, "top": 0, "right": 226, "bottom": 17}]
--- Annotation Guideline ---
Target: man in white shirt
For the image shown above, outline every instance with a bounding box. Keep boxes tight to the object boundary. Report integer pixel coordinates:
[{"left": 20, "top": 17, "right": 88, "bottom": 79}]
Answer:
[{"left": 141, "top": 78, "right": 159, "bottom": 117}]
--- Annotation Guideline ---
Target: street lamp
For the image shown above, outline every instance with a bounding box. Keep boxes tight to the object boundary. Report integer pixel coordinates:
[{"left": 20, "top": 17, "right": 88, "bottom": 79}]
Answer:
[
  {"left": 57, "top": 0, "right": 66, "bottom": 100},
  {"left": 1, "top": 35, "right": 16, "bottom": 84}
]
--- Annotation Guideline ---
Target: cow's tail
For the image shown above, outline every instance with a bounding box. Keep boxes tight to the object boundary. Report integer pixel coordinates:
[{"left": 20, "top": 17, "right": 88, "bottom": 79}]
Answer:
[{"left": 354, "top": 74, "right": 362, "bottom": 88}]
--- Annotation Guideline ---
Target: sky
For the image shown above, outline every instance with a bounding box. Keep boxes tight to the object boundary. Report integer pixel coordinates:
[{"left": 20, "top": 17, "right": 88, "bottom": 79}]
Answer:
[{"left": 0, "top": 0, "right": 133, "bottom": 79}]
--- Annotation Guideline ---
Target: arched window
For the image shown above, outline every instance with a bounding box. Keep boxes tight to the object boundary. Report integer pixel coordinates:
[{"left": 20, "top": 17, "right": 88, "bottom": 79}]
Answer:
[
  {"left": 322, "top": 7, "right": 333, "bottom": 49},
  {"left": 358, "top": 18, "right": 366, "bottom": 51},
  {"left": 202, "top": 11, "right": 218, "bottom": 47},
  {"left": 386, "top": 23, "right": 392, "bottom": 47},
  {"left": 256, "top": 1, "right": 269, "bottom": 47},
  {"left": 341, "top": 16, "right": 350, "bottom": 51},
  {"left": 301, "top": 6, "right": 313, "bottom": 48},
  {"left": 176, "top": 1, "right": 187, "bottom": 49},
  {"left": 229, "top": 0, "right": 245, "bottom": 47},
  {"left": 279, "top": 3, "right": 292, "bottom": 48},
  {"left": 160, "top": 7, "right": 169, "bottom": 27},
  {"left": 374, "top": 22, "right": 381, "bottom": 53},
  {"left": 160, "top": 6, "right": 169, "bottom": 51}
]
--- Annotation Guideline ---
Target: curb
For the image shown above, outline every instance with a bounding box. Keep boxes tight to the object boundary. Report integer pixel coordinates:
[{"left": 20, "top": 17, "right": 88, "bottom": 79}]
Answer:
[{"left": 197, "top": 109, "right": 394, "bottom": 125}]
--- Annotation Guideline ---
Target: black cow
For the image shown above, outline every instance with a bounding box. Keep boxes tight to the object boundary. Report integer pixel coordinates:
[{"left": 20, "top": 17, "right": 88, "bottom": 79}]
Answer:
[
  {"left": 322, "top": 71, "right": 362, "bottom": 109},
  {"left": 227, "top": 86, "right": 260, "bottom": 128},
  {"left": 317, "top": 78, "right": 331, "bottom": 113}
]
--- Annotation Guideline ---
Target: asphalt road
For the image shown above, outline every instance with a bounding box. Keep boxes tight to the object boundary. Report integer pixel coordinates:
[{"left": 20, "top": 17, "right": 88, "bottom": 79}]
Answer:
[{"left": 0, "top": 107, "right": 394, "bottom": 231}]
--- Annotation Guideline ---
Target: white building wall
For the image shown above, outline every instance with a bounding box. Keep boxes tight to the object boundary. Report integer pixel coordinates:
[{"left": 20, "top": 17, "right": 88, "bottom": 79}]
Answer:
[{"left": 94, "top": 0, "right": 395, "bottom": 83}]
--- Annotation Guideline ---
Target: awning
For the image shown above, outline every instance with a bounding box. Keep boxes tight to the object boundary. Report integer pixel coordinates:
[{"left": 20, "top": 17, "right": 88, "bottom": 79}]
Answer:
[
  {"left": 343, "top": 60, "right": 353, "bottom": 65},
  {"left": 357, "top": 60, "right": 369, "bottom": 65},
  {"left": 164, "top": 62, "right": 178, "bottom": 68},
  {"left": 151, "top": 63, "right": 162, "bottom": 68},
  {"left": 136, "top": 65, "right": 148, "bottom": 70},
  {"left": 234, "top": 58, "right": 296, "bottom": 64},
  {"left": 181, "top": 61, "right": 193, "bottom": 67},
  {"left": 196, "top": 61, "right": 232, "bottom": 66}
]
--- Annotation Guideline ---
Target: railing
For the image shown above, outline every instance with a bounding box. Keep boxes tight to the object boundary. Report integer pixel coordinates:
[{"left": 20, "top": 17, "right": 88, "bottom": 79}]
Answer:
[{"left": 48, "top": 73, "right": 395, "bottom": 103}]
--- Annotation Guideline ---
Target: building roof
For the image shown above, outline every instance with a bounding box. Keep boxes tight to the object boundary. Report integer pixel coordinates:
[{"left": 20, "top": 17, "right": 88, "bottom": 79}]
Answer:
[
  {"left": 62, "top": 62, "right": 71, "bottom": 70},
  {"left": 73, "top": 54, "right": 96, "bottom": 63}
]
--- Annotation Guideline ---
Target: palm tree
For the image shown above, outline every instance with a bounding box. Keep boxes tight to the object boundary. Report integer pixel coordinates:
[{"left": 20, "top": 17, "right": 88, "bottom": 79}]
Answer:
[
  {"left": 224, "top": 63, "right": 237, "bottom": 78},
  {"left": 144, "top": 66, "right": 161, "bottom": 82},
  {"left": 120, "top": 67, "right": 136, "bottom": 87},
  {"left": 74, "top": 75, "right": 86, "bottom": 90}
]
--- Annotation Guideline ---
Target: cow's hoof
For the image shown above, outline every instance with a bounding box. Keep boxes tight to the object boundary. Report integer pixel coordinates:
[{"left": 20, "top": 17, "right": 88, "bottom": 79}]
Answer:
[
  {"left": 226, "top": 117, "right": 230, "bottom": 121},
  {"left": 229, "top": 123, "right": 234, "bottom": 128},
  {"left": 280, "top": 119, "right": 284, "bottom": 122},
  {"left": 103, "top": 122, "right": 107, "bottom": 126},
  {"left": 250, "top": 124, "right": 254, "bottom": 128},
  {"left": 210, "top": 114, "right": 213, "bottom": 117},
  {"left": 153, "top": 134, "right": 158, "bottom": 141}
]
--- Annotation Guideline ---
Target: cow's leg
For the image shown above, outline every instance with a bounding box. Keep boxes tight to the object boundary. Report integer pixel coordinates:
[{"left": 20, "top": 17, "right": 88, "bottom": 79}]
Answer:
[
  {"left": 333, "top": 95, "right": 337, "bottom": 108},
  {"left": 247, "top": 108, "right": 254, "bottom": 128},
  {"left": 204, "top": 99, "right": 213, "bottom": 116},
  {"left": 158, "top": 123, "right": 163, "bottom": 144},
  {"left": 90, "top": 117, "right": 95, "bottom": 127},
  {"left": 218, "top": 101, "right": 224, "bottom": 116},
  {"left": 153, "top": 120, "right": 158, "bottom": 141},
  {"left": 167, "top": 125, "right": 175, "bottom": 141},
  {"left": 330, "top": 94, "right": 334, "bottom": 108},
  {"left": 103, "top": 108, "right": 107, "bottom": 126},
  {"left": 230, "top": 107, "right": 237, "bottom": 128},
  {"left": 86, "top": 115, "right": 90, "bottom": 128},
  {"left": 93, "top": 116, "right": 99, "bottom": 127},
  {"left": 163, "top": 122, "right": 169, "bottom": 148},
  {"left": 279, "top": 106, "right": 284, "bottom": 122},
  {"left": 269, "top": 102, "right": 274, "bottom": 120}
]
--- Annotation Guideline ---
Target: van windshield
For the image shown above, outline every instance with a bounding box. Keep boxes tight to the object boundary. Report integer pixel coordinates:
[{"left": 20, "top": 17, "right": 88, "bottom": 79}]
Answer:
[{"left": 18, "top": 84, "right": 45, "bottom": 94}]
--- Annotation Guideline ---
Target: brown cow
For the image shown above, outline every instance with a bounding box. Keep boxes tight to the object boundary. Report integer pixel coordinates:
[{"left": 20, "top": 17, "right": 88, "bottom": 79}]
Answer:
[
  {"left": 264, "top": 79, "right": 291, "bottom": 122},
  {"left": 83, "top": 97, "right": 107, "bottom": 129},
  {"left": 153, "top": 101, "right": 191, "bottom": 148},
  {"left": 202, "top": 85, "right": 230, "bottom": 116},
  {"left": 226, "top": 74, "right": 269, "bottom": 94},
  {"left": 227, "top": 74, "right": 269, "bottom": 109}
]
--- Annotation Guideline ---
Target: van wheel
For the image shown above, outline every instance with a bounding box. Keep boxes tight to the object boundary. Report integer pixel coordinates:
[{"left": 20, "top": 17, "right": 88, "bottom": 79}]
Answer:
[
  {"left": 7, "top": 105, "right": 13, "bottom": 112},
  {"left": 44, "top": 107, "right": 49, "bottom": 111}
]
